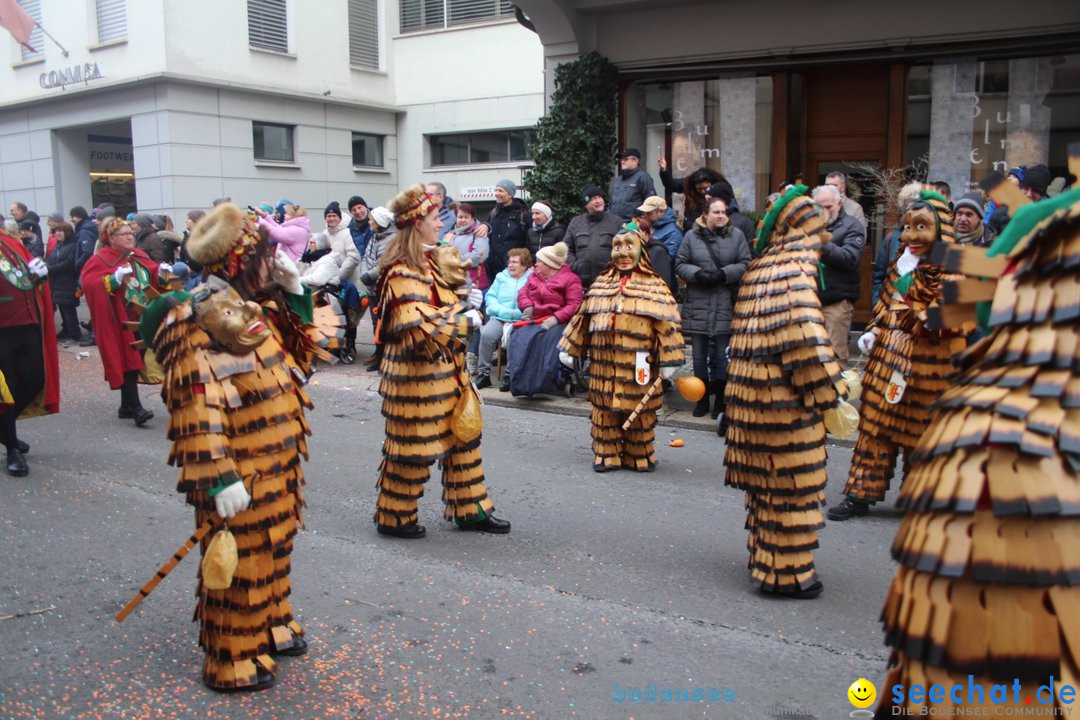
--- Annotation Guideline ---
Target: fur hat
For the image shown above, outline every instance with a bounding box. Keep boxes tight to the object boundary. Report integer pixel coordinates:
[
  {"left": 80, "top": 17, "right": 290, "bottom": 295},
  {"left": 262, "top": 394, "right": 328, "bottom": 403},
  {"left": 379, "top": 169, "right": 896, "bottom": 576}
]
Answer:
[
  {"left": 390, "top": 184, "right": 434, "bottom": 229},
  {"left": 186, "top": 204, "right": 261, "bottom": 276},
  {"left": 536, "top": 241, "right": 569, "bottom": 270}
]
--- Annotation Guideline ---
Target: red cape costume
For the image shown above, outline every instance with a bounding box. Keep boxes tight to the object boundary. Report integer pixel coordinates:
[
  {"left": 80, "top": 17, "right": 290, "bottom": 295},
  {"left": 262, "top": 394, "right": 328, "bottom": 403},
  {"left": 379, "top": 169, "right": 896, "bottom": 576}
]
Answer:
[
  {"left": 0, "top": 231, "right": 60, "bottom": 415},
  {"left": 80, "top": 246, "right": 156, "bottom": 390}
]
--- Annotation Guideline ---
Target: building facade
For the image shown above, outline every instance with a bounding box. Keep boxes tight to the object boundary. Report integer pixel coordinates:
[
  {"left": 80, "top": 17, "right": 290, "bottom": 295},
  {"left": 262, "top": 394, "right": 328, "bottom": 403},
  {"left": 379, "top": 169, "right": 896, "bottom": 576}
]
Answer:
[{"left": 0, "top": 0, "right": 543, "bottom": 221}]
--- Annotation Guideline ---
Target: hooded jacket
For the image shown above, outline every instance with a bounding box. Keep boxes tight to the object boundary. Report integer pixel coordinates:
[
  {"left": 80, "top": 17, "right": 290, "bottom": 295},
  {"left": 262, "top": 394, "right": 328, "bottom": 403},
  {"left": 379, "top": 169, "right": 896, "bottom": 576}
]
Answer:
[{"left": 258, "top": 214, "right": 311, "bottom": 263}]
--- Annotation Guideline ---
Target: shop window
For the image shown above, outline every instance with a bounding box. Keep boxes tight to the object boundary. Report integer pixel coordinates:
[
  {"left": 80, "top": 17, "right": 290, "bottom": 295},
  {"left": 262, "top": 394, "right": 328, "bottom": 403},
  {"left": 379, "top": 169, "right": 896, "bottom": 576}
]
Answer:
[
  {"left": 429, "top": 130, "right": 535, "bottom": 166},
  {"left": 248, "top": 0, "right": 288, "bottom": 53},
  {"left": 96, "top": 0, "right": 126, "bottom": 44},
  {"left": 253, "top": 122, "right": 294, "bottom": 163},
  {"left": 352, "top": 132, "right": 384, "bottom": 167},
  {"left": 906, "top": 53, "right": 1080, "bottom": 195},
  {"left": 400, "top": 0, "right": 514, "bottom": 33},
  {"left": 348, "top": 0, "right": 379, "bottom": 70},
  {"left": 17, "top": 0, "right": 43, "bottom": 61}
]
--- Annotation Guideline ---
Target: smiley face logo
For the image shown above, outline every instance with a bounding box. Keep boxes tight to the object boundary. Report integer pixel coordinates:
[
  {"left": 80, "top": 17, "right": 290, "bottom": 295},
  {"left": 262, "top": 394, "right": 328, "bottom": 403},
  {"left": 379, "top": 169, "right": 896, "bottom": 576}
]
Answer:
[{"left": 847, "top": 678, "right": 877, "bottom": 709}]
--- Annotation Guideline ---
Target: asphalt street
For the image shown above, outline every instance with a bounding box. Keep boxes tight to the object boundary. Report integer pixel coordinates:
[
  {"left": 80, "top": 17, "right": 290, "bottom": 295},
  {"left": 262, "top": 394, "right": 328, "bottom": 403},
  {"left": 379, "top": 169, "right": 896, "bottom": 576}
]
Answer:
[{"left": 0, "top": 342, "right": 904, "bottom": 720}]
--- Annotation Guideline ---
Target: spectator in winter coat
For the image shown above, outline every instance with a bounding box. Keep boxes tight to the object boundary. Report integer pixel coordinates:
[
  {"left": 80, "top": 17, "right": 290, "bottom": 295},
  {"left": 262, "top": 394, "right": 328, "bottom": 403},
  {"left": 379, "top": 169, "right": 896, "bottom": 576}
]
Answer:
[
  {"left": 444, "top": 203, "right": 490, "bottom": 290},
  {"left": 609, "top": 148, "right": 657, "bottom": 221},
  {"left": 474, "top": 247, "right": 532, "bottom": 389},
  {"left": 46, "top": 222, "right": 80, "bottom": 344},
  {"left": 310, "top": 201, "right": 362, "bottom": 288},
  {"left": 825, "top": 171, "right": 867, "bottom": 231},
  {"left": 347, "top": 195, "right": 374, "bottom": 257},
  {"left": 524, "top": 200, "right": 565, "bottom": 258},
  {"left": 952, "top": 191, "right": 995, "bottom": 248},
  {"left": 517, "top": 241, "right": 584, "bottom": 327},
  {"left": 812, "top": 184, "right": 866, "bottom": 366},
  {"left": 631, "top": 216, "right": 677, "bottom": 299},
  {"left": 18, "top": 221, "right": 44, "bottom": 258},
  {"left": 71, "top": 206, "right": 99, "bottom": 275},
  {"left": 563, "top": 184, "right": 624, "bottom": 290},
  {"left": 358, "top": 206, "right": 396, "bottom": 298},
  {"left": 657, "top": 159, "right": 724, "bottom": 230},
  {"left": 130, "top": 214, "right": 167, "bottom": 263},
  {"left": 485, "top": 179, "right": 528, "bottom": 281},
  {"left": 675, "top": 196, "right": 751, "bottom": 419},
  {"left": 299, "top": 249, "right": 343, "bottom": 289},
  {"left": 256, "top": 201, "right": 311, "bottom": 262},
  {"left": 636, "top": 196, "right": 683, "bottom": 260}
]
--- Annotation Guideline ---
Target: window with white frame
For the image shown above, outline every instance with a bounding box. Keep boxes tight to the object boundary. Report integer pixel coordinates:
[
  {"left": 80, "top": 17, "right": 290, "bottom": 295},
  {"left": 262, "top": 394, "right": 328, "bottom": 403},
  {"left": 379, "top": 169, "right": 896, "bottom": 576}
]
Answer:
[
  {"left": 352, "top": 132, "right": 384, "bottom": 167},
  {"left": 429, "top": 129, "right": 535, "bottom": 166},
  {"left": 17, "top": 0, "right": 43, "bottom": 61},
  {"left": 95, "top": 0, "right": 126, "bottom": 43},
  {"left": 348, "top": 0, "right": 379, "bottom": 70},
  {"left": 399, "top": 0, "right": 514, "bottom": 33},
  {"left": 248, "top": 0, "right": 288, "bottom": 53},
  {"left": 253, "top": 122, "right": 295, "bottom": 162}
]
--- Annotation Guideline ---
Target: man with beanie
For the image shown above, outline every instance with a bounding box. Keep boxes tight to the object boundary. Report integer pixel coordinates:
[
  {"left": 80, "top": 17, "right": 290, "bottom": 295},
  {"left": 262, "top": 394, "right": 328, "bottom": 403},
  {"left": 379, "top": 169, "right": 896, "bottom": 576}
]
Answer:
[
  {"left": 610, "top": 148, "right": 657, "bottom": 221},
  {"left": 1021, "top": 164, "right": 1051, "bottom": 202},
  {"left": 524, "top": 200, "right": 565, "bottom": 258},
  {"left": 132, "top": 213, "right": 167, "bottom": 263},
  {"left": 70, "top": 206, "right": 99, "bottom": 276},
  {"left": 346, "top": 195, "right": 373, "bottom": 256},
  {"left": 485, "top": 179, "right": 528, "bottom": 281},
  {"left": 706, "top": 181, "right": 757, "bottom": 246},
  {"left": 953, "top": 191, "right": 995, "bottom": 248},
  {"left": 562, "top": 185, "right": 623, "bottom": 290}
]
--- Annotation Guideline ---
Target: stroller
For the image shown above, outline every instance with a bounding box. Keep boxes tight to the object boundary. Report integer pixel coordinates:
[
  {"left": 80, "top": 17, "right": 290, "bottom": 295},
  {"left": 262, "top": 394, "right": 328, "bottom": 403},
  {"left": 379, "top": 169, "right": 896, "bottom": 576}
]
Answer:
[{"left": 315, "top": 280, "right": 367, "bottom": 364}]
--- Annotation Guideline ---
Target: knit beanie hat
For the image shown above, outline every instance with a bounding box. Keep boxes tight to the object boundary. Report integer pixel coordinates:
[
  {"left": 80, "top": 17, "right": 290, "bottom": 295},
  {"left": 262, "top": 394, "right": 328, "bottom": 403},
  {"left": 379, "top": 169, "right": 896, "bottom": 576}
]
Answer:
[
  {"left": 324, "top": 201, "right": 342, "bottom": 218},
  {"left": 370, "top": 206, "right": 394, "bottom": 229},
  {"left": 496, "top": 179, "right": 517, "bottom": 197},
  {"left": 536, "top": 241, "right": 568, "bottom": 270},
  {"left": 47, "top": 211, "right": 64, "bottom": 223},
  {"left": 187, "top": 209, "right": 206, "bottom": 223},
  {"left": 581, "top": 184, "right": 604, "bottom": 203},
  {"left": 1021, "top": 164, "right": 1051, "bottom": 197},
  {"left": 347, "top": 195, "right": 368, "bottom": 211},
  {"left": 953, "top": 191, "right": 985, "bottom": 216},
  {"left": 132, "top": 213, "right": 154, "bottom": 229}
]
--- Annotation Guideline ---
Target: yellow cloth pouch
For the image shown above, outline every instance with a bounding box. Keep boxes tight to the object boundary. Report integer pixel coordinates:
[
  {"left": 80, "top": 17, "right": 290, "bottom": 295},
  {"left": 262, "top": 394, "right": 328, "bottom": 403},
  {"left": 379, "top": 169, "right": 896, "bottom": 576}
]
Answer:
[
  {"left": 451, "top": 385, "right": 483, "bottom": 443},
  {"left": 201, "top": 528, "right": 238, "bottom": 590},
  {"left": 824, "top": 399, "right": 859, "bottom": 440}
]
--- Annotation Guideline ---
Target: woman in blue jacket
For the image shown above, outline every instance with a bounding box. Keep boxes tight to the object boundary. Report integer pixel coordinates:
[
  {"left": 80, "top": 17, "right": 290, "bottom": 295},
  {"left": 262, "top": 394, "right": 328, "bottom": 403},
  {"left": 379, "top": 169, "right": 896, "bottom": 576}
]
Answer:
[{"left": 474, "top": 247, "right": 532, "bottom": 389}]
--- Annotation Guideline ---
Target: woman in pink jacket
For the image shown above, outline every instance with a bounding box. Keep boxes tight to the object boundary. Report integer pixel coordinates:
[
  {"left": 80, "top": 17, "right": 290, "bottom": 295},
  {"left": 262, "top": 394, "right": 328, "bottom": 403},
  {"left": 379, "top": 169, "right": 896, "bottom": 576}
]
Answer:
[{"left": 255, "top": 199, "right": 311, "bottom": 263}]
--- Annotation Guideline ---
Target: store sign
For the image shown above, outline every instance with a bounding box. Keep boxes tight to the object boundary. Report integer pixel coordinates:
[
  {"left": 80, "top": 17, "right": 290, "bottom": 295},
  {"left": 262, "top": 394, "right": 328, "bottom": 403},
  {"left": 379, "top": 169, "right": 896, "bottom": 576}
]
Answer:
[
  {"left": 39, "top": 62, "right": 105, "bottom": 90},
  {"left": 88, "top": 136, "right": 134, "bottom": 173},
  {"left": 459, "top": 186, "right": 497, "bottom": 201}
]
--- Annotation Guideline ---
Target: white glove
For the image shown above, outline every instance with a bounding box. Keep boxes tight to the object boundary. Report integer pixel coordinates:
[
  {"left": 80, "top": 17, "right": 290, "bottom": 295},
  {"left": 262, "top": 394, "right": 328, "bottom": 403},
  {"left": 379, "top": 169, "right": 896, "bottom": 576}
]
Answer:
[
  {"left": 540, "top": 316, "right": 558, "bottom": 331},
  {"left": 463, "top": 309, "right": 483, "bottom": 328},
  {"left": 113, "top": 265, "right": 133, "bottom": 285},
  {"left": 27, "top": 257, "right": 48, "bottom": 278},
  {"left": 272, "top": 248, "right": 303, "bottom": 295},
  {"left": 660, "top": 366, "right": 676, "bottom": 380},
  {"left": 214, "top": 482, "right": 251, "bottom": 519},
  {"left": 559, "top": 351, "right": 574, "bottom": 369},
  {"left": 157, "top": 262, "right": 172, "bottom": 277},
  {"left": 466, "top": 287, "right": 484, "bottom": 310},
  {"left": 895, "top": 247, "right": 921, "bottom": 276},
  {"left": 857, "top": 331, "right": 876, "bottom": 355}
]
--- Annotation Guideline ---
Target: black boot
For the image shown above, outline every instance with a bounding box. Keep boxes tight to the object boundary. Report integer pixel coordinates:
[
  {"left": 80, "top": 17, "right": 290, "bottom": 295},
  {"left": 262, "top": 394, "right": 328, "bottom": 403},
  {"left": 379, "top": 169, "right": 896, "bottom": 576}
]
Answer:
[
  {"left": 691, "top": 376, "right": 710, "bottom": 417},
  {"left": 710, "top": 380, "right": 726, "bottom": 420}
]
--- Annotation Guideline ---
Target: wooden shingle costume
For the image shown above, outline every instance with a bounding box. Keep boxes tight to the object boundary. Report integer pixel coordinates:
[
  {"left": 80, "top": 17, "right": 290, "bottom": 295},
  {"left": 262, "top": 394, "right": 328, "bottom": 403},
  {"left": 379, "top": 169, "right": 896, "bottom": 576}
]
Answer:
[
  {"left": 559, "top": 226, "right": 684, "bottom": 472},
  {"left": 373, "top": 184, "right": 509, "bottom": 538},
  {"left": 138, "top": 204, "right": 331, "bottom": 692},
  {"left": 877, "top": 152, "right": 1080, "bottom": 715},
  {"left": 722, "top": 186, "right": 847, "bottom": 598},
  {"left": 830, "top": 189, "right": 972, "bottom": 520}
]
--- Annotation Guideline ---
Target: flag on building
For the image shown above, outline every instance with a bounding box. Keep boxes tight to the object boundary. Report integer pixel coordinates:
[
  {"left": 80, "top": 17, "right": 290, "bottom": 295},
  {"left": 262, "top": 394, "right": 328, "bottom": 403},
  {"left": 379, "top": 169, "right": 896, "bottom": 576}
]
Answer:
[{"left": 0, "top": 0, "right": 36, "bottom": 52}]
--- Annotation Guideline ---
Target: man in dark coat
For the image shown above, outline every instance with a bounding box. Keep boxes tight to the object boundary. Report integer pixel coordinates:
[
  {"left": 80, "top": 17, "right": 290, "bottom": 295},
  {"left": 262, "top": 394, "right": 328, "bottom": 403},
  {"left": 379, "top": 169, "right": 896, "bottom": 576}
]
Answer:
[
  {"left": 563, "top": 185, "right": 624, "bottom": 290},
  {"left": 132, "top": 213, "right": 167, "bottom": 263},
  {"left": 706, "top": 181, "right": 757, "bottom": 248},
  {"left": 346, "top": 195, "right": 373, "bottom": 257},
  {"left": 485, "top": 179, "right": 528, "bottom": 280},
  {"left": 609, "top": 148, "right": 657, "bottom": 221},
  {"left": 812, "top": 184, "right": 866, "bottom": 367}
]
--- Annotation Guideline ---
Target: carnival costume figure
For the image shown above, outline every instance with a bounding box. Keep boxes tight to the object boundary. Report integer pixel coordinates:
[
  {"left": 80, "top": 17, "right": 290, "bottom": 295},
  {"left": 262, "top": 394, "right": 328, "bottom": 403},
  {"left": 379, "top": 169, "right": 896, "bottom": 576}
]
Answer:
[
  {"left": 877, "top": 151, "right": 1080, "bottom": 715},
  {"left": 559, "top": 225, "right": 684, "bottom": 472},
  {"left": 829, "top": 188, "right": 972, "bottom": 521},
  {"left": 138, "top": 204, "right": 333, "bottom": 692},
  {"left": 0, "top": 228, "right": 59, "bottom": 477},
  {"left": 80, "top": 217, "right": 170, "bottom": 426},
  {"left": 373, "top": 183, "right": 510, "bottom": 539},
  {"left": 722, "top": 186, "right": 847, "bottom": 599}
]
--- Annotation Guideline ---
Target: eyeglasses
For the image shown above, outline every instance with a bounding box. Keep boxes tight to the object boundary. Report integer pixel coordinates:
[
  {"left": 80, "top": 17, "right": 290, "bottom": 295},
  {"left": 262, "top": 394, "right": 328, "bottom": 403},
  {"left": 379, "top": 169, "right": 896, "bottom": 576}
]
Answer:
[{"left": 112, "top": 230, "right": 134, "bottom": 237}]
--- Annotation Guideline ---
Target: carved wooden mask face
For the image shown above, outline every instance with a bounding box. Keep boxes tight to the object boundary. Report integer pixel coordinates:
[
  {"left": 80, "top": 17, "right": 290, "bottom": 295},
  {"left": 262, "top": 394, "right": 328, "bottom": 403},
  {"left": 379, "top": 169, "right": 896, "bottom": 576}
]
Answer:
[
  {"left": 194, "top": 285, "right": 270, "bottom": 353},
  {"left": 431, "top": 244, "right": 469, "bottom": 287},
  {"left": 901, "top": 205, "right": 937, "bottom": 256},
  {"left": 611, "top": 232, "right": 643, "bottom": 274}
]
